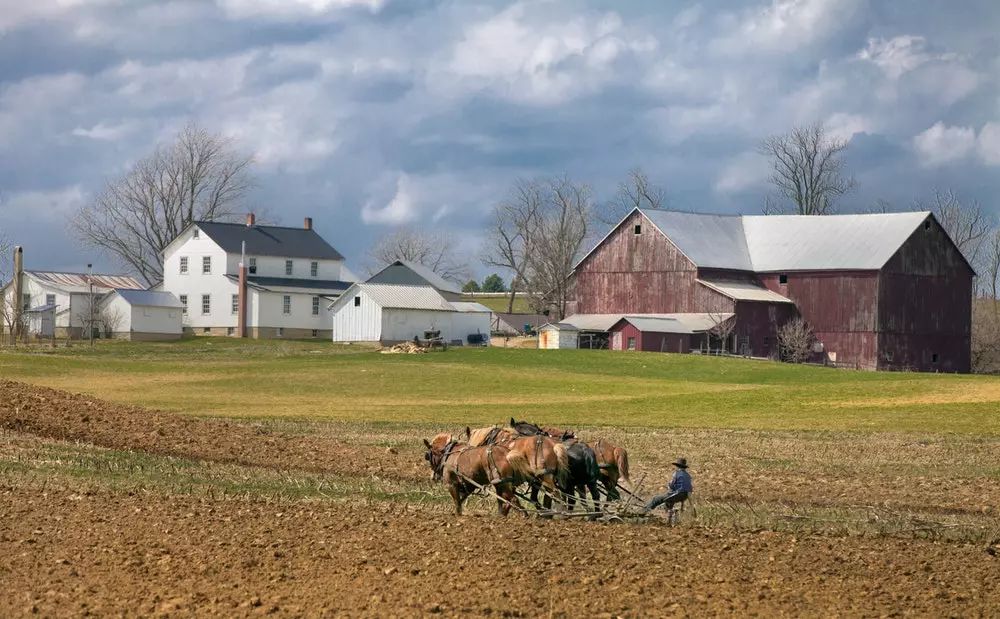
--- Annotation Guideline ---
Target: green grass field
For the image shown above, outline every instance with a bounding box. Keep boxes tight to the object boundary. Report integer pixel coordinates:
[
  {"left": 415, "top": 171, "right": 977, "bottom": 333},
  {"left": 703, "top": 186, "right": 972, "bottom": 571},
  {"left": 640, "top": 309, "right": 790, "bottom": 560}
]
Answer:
[
  {"left": 460, "top": 293, "right": 534, "bottom": 313},
  {"left": 2, "top": 338, "right": 998, "bottom": 434}
]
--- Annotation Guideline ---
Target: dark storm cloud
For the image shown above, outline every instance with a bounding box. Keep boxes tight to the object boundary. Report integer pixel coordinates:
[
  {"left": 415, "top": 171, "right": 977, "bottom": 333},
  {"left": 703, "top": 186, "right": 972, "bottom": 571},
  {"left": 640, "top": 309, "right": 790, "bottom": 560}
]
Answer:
[{"left": 1, "top": 0, "right": 999, "bottom": 276}]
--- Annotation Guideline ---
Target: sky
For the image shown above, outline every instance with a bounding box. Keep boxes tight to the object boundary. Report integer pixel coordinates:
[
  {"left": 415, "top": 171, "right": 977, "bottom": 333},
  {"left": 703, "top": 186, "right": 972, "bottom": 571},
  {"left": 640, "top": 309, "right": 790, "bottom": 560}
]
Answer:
[{"left": 1, "top": 0, "right": 999, "bottom": 279}]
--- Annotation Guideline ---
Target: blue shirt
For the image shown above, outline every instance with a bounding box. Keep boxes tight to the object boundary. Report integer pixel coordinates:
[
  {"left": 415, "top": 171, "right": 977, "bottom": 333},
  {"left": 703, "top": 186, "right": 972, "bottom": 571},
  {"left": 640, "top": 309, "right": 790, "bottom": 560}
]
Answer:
[{"left": 668, "top": 469, "right": 692, "bottom": 493}]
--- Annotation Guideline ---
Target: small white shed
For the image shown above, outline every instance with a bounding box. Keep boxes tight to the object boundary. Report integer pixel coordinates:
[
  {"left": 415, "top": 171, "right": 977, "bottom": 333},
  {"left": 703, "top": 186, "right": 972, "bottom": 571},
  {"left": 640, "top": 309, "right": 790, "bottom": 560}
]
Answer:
[
  {"left": 538, "top": 322, "right": 579, "bottom": 349},
  {"left": 24, "top": 304, "right": 56, "bottom": 339},
  {"left": 330, "top": 283, "right": 491, "bottom": 345},
  {"left": 101, "top": 289, "right": 184, "bottom": 341}
]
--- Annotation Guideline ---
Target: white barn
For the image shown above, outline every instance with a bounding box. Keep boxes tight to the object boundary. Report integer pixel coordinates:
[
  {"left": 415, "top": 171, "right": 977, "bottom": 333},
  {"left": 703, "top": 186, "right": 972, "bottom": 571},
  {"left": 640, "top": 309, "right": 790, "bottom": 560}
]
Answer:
[
  {"left": 160, "top": 214, "right": 355, "bottom": 338},
  {"left": 1, "top": 270, "right": 144, "bottom": 339},
  {"left": 100, "top": 289, "right": 184, "bottom": 341},
  {"left": 330, "top": 283, "right": 491, "bottom": 345}
]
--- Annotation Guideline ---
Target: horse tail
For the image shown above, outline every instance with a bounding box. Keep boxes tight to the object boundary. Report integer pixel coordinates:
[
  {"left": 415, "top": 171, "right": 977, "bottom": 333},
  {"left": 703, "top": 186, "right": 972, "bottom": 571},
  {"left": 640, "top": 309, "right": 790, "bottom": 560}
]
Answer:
[
  {"left": 505, "top": 449, "right": 533, "bottom": 485},
  {"left": 553, "top": 442, "right": 571, "bottom": 490},
  {"left": 615, "top": 447, "right": 631, "bottom": 486}
]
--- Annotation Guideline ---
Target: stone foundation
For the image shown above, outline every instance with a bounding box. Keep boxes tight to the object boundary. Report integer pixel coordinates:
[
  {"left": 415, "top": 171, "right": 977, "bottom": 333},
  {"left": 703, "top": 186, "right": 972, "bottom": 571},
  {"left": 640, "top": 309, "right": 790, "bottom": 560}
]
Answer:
[
  {"left": 183, "top": 326, "right": 329, "bottom": 339},
  {"left": 112, "top": 331, "right": 183, "bottom": 342}
]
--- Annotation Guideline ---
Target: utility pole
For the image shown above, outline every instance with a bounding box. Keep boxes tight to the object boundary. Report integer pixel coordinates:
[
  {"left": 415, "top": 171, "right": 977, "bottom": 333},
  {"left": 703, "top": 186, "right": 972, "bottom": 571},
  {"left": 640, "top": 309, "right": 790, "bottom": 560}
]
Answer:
[{"left": 88, "top": 263, "right": 94, "bottom": 347}]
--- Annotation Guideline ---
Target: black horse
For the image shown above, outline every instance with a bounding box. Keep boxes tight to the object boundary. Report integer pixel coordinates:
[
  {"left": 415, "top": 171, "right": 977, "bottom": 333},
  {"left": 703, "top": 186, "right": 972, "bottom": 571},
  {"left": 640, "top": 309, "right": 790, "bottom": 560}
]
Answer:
[{"left": 510, "top": 418, "right": 601, "bottom": 514}]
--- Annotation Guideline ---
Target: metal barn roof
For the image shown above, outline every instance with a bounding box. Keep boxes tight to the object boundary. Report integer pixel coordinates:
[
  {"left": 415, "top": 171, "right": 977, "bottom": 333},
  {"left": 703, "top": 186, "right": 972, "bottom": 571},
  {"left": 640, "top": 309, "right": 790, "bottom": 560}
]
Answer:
[
  {"left": 450, "top": 301, "right": 493, "bottom": 313},
  {"left": 193, "top": 221, "right": 345, "bottom": 261},
  {"left": 616, "top": 313, "right": 735, "bottom": 334},
  {"left": 560, "top": 314, "right": 624, "bottom": 331},
  {"left": 113, "top": 289, "right": 186, "bottom": 308},
  {"left": 632, "top": 209, "right": 932, "bottom": 272},
  {"left": 24, "top": 271, "right": 144, "bottom": 294},
  {"left": 697, "top": 279, "right": 794, "bottom": 303},
  {"left": 367, "top": 260, "right": 463, "bottom": 295},
  {"left": 358, "top": 283, "right": 455, "bottom": 311}
]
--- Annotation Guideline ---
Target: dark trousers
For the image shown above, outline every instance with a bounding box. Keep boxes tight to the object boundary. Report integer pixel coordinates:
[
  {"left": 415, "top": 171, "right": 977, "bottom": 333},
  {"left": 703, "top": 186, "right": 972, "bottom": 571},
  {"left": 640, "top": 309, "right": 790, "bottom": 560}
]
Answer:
[{"left": 645, "top": 490, "right": 688, "bottom": 512}]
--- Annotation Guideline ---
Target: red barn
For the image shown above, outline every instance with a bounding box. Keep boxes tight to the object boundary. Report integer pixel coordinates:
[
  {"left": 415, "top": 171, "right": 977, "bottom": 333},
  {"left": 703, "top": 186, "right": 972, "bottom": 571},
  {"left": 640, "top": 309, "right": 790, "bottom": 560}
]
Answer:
[{"left": 570, "top": 208, "right": 973, "bottom": 372}]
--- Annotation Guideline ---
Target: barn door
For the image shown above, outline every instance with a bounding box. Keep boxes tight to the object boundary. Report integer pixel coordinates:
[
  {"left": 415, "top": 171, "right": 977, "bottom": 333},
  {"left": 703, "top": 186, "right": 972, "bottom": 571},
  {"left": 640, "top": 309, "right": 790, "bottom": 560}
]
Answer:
[{"left": 611, "top": 331, "right": 622, "bottom": 350}]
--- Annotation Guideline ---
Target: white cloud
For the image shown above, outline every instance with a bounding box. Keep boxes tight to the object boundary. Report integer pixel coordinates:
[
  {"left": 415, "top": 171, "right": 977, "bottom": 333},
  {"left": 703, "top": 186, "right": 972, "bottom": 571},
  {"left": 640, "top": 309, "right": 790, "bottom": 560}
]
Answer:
[
  {"left": 825, "top": 112, "right": 872, "bottom": 142},
  {"left": 71, "top": 121, "right": 136, "bottom": 141},
  {"left": 361, "top": 174, "right": 418, "bottom": 225},
  {"left": 216, "top": 0, "right": 385, "bottom": 20},
  {"left": 977, "top": 122, "right": 1000, "bottom": 166},
  {"left": 0, "top": 186, "right": 86, "bottom": 222},
  {"left": 720, "top": 0, "right": 863, "bottom": 53},
  {"left": 912, "top": 122, "right": 976, "bottom": 166},
  {"left": 0, "top": 0, "right": 121, "bottom": 32},
  {"left": 857, "top": 35, "right": 934, "bottom": 80}
]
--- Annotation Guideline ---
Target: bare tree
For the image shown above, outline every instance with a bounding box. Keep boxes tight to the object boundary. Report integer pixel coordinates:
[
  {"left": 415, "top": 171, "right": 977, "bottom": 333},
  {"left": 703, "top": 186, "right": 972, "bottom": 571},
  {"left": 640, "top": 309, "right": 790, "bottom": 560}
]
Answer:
[
  {"left": 916, "top": 189, "right": 993, "bottom": 269},
  {"left": 484, "top": 176, "right": 592, "bottom": 319},
  {"left": 972, "top": 299, "right": 1000, "bottom": 373},
  {"left": 759, "top": 122, "right": 856, "bottom": 215},
  {"left": 366, "top": 227, "right": 471, "bottom": 284},
  {"left": 597, "top": 168, "right": 665, "bottom": 226},
  {"left": 707, "top": 313, "right": 736, "bottom": 354},
  {"left": 0, "top": 234, "right": 16, "bottom": 343},
  {"left": 72, "top": 122, "right": 254, "bottom": 284},
  {"left": 776, "top": 318, "right": 814, "bottom": 363},
  {"left": 98, "top": 303, "right": 126, "bottom": 338}
]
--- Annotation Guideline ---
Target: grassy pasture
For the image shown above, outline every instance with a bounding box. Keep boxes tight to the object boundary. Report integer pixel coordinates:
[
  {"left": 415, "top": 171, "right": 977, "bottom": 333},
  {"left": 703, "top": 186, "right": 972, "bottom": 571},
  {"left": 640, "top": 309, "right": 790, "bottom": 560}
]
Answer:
[{"left": 1, "top": 338, "right": 999, "bottom": 434}]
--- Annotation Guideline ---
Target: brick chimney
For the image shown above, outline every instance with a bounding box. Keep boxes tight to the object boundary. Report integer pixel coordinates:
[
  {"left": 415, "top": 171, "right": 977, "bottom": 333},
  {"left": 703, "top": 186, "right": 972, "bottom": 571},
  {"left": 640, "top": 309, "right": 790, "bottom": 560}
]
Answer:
[
  {"left": 304, "top": 217, "right": 312, "bottom": 231},
  {"left": 246, "top": 212, "right": 256, "bottom": 227}
]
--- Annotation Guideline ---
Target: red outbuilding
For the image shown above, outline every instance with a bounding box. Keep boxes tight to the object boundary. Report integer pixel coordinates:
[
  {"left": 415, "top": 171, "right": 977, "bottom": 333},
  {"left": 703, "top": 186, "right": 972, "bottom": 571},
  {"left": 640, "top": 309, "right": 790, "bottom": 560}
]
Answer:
[{"left": 569, "top": 208, "right": 974, "bottom": 372}]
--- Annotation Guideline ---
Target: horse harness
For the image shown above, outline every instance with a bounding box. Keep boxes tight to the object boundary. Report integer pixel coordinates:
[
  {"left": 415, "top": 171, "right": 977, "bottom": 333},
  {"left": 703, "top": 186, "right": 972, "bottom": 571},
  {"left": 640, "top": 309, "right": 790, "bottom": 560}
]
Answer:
[
  {"left": 592, "top": 439, "right": 614, "bottom": 471},
  {"left": 438, "top": 441, "right": 515, "bottom": 488}
]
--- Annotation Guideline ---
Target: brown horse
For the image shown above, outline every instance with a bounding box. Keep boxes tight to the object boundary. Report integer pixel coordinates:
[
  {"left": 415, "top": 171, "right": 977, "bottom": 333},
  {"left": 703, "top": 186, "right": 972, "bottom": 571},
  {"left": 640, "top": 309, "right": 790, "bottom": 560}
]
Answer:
[
  {"left": 511, "top": 419, "right": 601, "bottom": 514},
  {"left": 465, "top": 426, "right": 569, "bottom": 511},
  {"left": 423, "top": 433, "right": 533, "bottom": 516}
]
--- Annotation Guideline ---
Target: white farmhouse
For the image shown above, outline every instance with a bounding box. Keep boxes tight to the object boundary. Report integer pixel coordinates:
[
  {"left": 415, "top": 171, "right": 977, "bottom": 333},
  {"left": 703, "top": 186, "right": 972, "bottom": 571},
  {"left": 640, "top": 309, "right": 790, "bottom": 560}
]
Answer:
[
  {"left": 330, "top": 283, "right": 491, "bottom": 345},
  {"left": 1, "top": 270, "right": 144, "bottom": 339},
  {"left": 100, "top": 289, "right": 184, "bottom": 341},
  {"left": 161, "top": 214, "right": 353, "bottom": 338}
]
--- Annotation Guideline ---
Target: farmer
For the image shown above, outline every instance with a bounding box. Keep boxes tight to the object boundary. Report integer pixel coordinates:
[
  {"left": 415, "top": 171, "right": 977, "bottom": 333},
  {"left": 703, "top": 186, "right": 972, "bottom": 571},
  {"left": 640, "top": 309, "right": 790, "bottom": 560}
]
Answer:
[{"left": 643, "top": 457, "right": 692, "bottom": 513}]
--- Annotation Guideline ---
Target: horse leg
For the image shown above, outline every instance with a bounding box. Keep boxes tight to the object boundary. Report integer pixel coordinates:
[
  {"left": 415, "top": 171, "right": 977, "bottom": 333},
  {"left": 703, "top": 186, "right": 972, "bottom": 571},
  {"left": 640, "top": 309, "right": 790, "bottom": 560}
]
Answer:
[
  {"left": 529, "top": 481, "right": 542, "bottom": 509},
  {"left": 497, "top": 485, "right": 516, "bottom": 517},
  {"left": 588, "top": 481, "right": 601, "bottom": 515}
]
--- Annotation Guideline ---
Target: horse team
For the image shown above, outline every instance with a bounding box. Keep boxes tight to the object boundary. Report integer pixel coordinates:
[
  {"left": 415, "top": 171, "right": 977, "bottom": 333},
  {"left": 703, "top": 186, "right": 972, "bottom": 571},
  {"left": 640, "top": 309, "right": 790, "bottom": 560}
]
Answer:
[{"left": 422, "top": 418, "right": 631, "bottom": 516}]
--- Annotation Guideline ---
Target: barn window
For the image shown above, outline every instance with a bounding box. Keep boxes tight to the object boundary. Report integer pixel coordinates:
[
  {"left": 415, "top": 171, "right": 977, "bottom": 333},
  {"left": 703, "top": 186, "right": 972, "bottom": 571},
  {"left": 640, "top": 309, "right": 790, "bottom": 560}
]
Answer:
[
  {"left": 202, "top": 256, "right": 211, "bottom": 274},
  {"left": 248, "top": 257, "right": 257, "bottom": 274},
  {"left": 285, "top": 260, "right": 293, "bottom": 276},
  {"left": 312, "top": 296, "right": 320, "bottom": 315},
  {"left": 201, "top": 294, "right": 211, "bottom": 315},
  {"left": 885, "top": 350, "right": 894, "bottom": 362},
  {"left": 45, "top": 294, "right": 55, "bottom": 307},
  {"left": 779, "top": 274, "right": 788, "bottom": 285},
  {"left": 231, "top": 294, "right": 239, "bottom": 315},
  {"left": 179, "top": 257, "right": 188, "bottom": 274},
  {"left": 924, "top": 220, "right": 931, "bottom": 231},
  {"left": 283, "top": 295, "right": 291, "bottom": 314},
  {"left": 203, "top": 327, "right": 210, "bottom": 333},
  {"left": 931, "top": 353, "right": 939, "bottom": 364},
  {"left": 193, "top": 229, "right": 200, "bottom": 239},
  {"left": 311, "top": 329, "right": 319, "bottom": 338},
  {"left": 354, "top": 296, "right": 361, "bottom": 307},
  {"left": 227, "top": 327, "right": 235, "bottom": 336},
  {"left": 633, "top": 224, "right": 642, "bottom": 235},
  {"left": 311, "top": 261, "right": 319, "bottom": 277},
  {"left": 179, "top": 295, "right": 187, "bottom": 314},
  {"left": 276, "top": 327, "right": 284, "bottom": 337},
  {"left": 627, "top": 336, "right": 637, "bottom": 350}
]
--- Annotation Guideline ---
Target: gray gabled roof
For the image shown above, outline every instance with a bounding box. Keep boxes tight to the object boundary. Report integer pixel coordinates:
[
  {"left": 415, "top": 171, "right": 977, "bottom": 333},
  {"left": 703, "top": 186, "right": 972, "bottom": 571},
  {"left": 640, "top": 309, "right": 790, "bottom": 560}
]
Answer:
[
  {"left": 632, "top": 208, "right": 934, "bottom": 272},
  {"left": 225, "top": 275, "right": 352, "bottom": 294},
  {"left": 193, "top": 221, "right": 344, "bottom": 261},
  {"left": 113, "top": 289, "right": 185, "bottom": 308},
  {"left": 366, "top": 260, "right": 463, "bottom": 295}
]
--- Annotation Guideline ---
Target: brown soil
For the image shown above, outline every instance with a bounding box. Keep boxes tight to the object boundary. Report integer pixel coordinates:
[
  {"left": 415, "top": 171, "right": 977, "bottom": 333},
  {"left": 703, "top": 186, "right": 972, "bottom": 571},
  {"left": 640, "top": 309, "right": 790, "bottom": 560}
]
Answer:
[
  {"left": 1, "top": 483, "right": 997, "bottom": 617},
  {"left": 0, "top": 379, "right": 425, "bottom": 482}
]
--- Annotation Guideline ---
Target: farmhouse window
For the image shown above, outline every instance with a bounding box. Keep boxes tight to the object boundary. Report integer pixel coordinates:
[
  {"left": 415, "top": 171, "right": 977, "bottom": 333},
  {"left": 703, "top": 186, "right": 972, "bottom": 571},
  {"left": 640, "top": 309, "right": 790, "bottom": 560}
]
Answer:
[
  {"left": 22, "top": 293, "right": 30, "bottom": 310},
  {"left": 779, "top": 274, "right": 788, "bottom": 284},
  {"left": 311, "top": 261, "right": 318, "bottom": 277},
  {"left": 193, "top": 229, "right": 200, "bottom": 239},
  {"left": 203, "top": 327, "right": 210, "bottom": 333},
  {"left": 201, "top": 294, "right": 210, "bottom": 315},
  {"left": 46, "top": 294, "right": 56, "bottom": 307},
  {"left": 285, "top": 260, "right": 293, "bottom": 276},
  {"left": 634, "top": 224, "right": 642, "bottom": 235},
  {"left": 202, "top": 256, "right": 211, "bottom": 274},
  {"left": 627, "top": 336, "right": 636, "bottom": 350},
  {"left": 179, "top": 295, "right": 187, "bottom": 314},
  {"left": 179, "top": 257, "right": 188, "bottom": 274},
  {"left": 248, "top": 257, "right": 257, "bottom": 274},
  {"left": 311, "top": 329, "right": 319, "bottom": 338},
  {"left": 283, "top": 295, "right": 291, "bottom": 314},
  {"left": 276, "top": 327, "right": 284, "bottom": 337},
  {"left": 227, "top": 327, "right": 235, "bottom": 336},
  {"left": 231, "top": 294, "right": 238, "bottom": 314},
  {"left": 354, "top": 296, "right": 361, "bottom": 307},
  {"left": 312, "top": 296, "right": 320, "bottom": 315}
]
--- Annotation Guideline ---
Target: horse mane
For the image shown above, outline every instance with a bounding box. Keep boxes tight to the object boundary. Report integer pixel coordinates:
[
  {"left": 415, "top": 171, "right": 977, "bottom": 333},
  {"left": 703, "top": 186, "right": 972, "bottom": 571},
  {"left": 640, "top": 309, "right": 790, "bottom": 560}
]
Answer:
[
  {"left": 429, "top": 433, "right": 454, "bottom": 451},
  {"left": 467, "top": 427, "right": 497, "bottom": 447}
]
